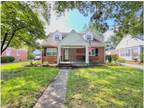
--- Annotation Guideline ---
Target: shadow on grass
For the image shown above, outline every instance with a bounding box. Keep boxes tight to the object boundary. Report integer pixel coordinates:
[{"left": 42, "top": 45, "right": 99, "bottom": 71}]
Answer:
[
  {"left": 1, "top": 67, "right": 59, "bottom": 108},
  {"left": 66, "top": 66, "right": 143, "bottom": 108}
]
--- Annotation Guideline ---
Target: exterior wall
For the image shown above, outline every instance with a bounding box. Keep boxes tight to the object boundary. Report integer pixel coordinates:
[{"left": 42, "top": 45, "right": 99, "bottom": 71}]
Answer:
[
  {"left": 42, "top": 47, "right": 105, "bottom": 64},
  {"left": 61, "top": 48, "right": 85, "bottom": 62},
  {"left": 16, "top": 49, "right": 28, "bottom": 61},
  {"left": 42, "top": 47, "right": 57, "bottom": 64},
  {"left": 117, "top": 46, "right": 143, "bottom": 61},
  {"left": 89, "top": 47, "right": 104, "bottom": 64},
  {"left": 1, "top": 48, "right": 27, "bottom": 61}
]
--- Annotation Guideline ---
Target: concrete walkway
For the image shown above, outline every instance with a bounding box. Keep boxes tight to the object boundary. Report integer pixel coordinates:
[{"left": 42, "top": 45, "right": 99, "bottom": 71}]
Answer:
[
  {"left": 33, "top": 69, "right": 69, "bottom": 108},
  {"left": 119, "top": 63, "right": 144, "bottom": 71}
]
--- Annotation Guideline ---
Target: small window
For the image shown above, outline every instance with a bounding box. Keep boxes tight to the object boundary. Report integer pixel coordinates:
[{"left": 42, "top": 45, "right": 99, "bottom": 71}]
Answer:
[
  {"left": 87, "top": 35, "right": 92, "bottom": 41},
  {"left": 84, "top": 32, "right": 93, "bottom": 41},
  {"left": 46, "top": 48, "right": 57, "bottom": 56},
  {"left": 53, "top": 32, "right": 62, "bottom": 41},
  {"left": 55, "top": 35, "right": 60, "bottom": 41},
  {"left": 90, "top": 48, "right": 96, "bottom": 56}
]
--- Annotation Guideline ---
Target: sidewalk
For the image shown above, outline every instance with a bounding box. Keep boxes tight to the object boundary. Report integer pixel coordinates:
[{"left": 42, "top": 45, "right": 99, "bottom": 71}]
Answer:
[
  {"left": 119, "top": 63, "right": 144, "bottom": 71},
  {"left": 33, "top": 69, "right": 69, "bottom": 108}
]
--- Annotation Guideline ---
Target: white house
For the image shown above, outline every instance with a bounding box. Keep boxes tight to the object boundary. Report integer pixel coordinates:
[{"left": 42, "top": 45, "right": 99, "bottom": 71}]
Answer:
[{"left": 116, "top": 35, "right": 144, "bottom": 61}]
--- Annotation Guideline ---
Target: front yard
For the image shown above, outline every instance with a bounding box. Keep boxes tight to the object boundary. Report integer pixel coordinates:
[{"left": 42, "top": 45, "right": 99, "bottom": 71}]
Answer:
[
  {"left": 66, "top": 66, "right": 143, "bottom": 108},
  {"left": 1, "top": 62, "right": 143, "bottom": 108},
  {"left": 1, "top": 62, "right": 59, "bottom": 108}
]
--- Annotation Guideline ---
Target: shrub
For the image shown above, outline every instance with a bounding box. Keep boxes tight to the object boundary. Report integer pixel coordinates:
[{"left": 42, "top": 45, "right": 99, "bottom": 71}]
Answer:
[
  {"left": 106, "top": 55, "right": 112, "bottom": 63},
  {"left": 117, "top": 57, "right": 125, "bottom": 63},
  {"left": 1, "top": 56, "right": 15, "bottom": 63},
  {"left": 111, "top": 54, "right": 118, "bottom": 61}
]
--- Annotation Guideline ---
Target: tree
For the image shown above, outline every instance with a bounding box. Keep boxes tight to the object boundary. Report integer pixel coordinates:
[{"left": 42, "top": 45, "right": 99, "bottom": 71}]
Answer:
[
  {"left": 1, "top": 1, "right": 46, "bottom": 54},
  {"left": 54, "top": 1, "right": 143, "bottom": 37}
]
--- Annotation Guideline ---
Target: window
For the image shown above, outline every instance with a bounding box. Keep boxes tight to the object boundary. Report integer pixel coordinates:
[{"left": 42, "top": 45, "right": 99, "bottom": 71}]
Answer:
[
  {"left": 87, "top": 35, "right": 92, "bottom": 41},
  {"left": 90, "top": 48, "right": 96, "bottom": 56},
  {"left": 46, "top": 48, "right": 57, "bottom": 56},
  {"left": 132, "top": 47, "right": 138, "bottom": 56},
  {"left": 83, "top": 32, "right": 93, "bottom": 41},
  {"left": 95, "top": 48, "right": 98, "bottom": 56},
  {"left": 53, "top": 32, "right": 62, "bottom": 41},
  {"left": 55, "top": 35, "right": 60, "bottom": 41}
]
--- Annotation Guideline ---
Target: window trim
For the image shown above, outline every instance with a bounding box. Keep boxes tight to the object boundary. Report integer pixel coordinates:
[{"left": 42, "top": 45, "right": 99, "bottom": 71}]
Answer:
[
  {"left": 46, "top": 48, "right": 57, "bottom": 56},
  {"left": 90, "top": 48, "right": 96, "bottom": 56}
]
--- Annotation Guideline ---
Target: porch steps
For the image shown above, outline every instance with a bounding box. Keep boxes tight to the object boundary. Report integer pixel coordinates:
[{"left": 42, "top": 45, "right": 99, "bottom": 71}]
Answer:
[{"left": 58, "top": 62, "right": 72, "bottom": 68}]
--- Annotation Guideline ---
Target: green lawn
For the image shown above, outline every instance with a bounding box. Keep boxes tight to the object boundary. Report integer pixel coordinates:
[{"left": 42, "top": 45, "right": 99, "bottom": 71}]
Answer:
[
  {"left": 1, "top": 62, "right": 59, "bottom": 108},
  {"left": 1, "top": 60, "right": 41, "bottom": 72},
  {"left": 1, "top": 61, "right": 30, "bottom": 72},
  {"left": 66, "top": 66, "right": 143, "bottom": 108}
]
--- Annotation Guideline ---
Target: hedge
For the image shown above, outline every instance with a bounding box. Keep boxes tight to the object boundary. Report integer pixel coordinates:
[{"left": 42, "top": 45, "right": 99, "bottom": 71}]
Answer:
[{"left": 1, "top": 56, "right": 15, "bottom": 63}]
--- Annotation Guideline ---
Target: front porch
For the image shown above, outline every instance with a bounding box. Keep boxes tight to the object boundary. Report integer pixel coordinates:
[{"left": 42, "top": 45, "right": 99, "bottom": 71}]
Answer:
[{"left": 57, "top": 45, "right": 89, "bottom": 65}]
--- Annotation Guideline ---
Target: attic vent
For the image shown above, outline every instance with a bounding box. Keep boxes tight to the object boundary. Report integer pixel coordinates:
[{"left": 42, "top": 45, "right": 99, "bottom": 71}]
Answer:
[
  {"left": 53, "top": 32, "right": 62, "bottom": 41},
  {"left": 84, "top": 32, "right": 93, "bottom": 41}
]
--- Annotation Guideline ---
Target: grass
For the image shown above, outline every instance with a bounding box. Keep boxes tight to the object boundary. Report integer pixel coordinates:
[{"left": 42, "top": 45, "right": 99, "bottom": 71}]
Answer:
[
  {"left": 66, "top": 66, "right": 143, "bottom": 108},
  {"left": 1, "top": 62, "right": 59, "bottom": 108},
  {"left": 1, "top": 61, "right": 30, "bottom": 72}
]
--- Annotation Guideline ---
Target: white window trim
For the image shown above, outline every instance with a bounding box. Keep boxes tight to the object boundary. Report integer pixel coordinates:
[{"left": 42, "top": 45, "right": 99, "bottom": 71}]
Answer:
[
  {"left": 46, "top": 48, "right": 57, "bottom": 56},
  {"left": 90, "top": 48, "right": 96, "bottom": 56}
]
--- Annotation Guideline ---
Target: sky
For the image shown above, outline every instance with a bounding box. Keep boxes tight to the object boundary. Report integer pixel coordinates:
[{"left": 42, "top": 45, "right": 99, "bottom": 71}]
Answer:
[{"left": 45, "top": 6, "right": 115, "bottom": 41}]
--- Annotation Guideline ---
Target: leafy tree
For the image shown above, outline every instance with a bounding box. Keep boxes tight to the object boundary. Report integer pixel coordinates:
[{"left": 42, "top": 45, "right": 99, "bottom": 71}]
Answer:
[
  {"left": 54, "top": 1, "right": 143, "bottom": 37},
  {"left": 1, "top": 1, "right": 46, "bottom": 54}
]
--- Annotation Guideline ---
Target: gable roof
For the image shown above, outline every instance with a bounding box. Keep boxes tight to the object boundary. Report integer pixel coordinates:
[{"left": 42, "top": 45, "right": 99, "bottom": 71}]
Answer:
[
  {"left": 59, "top": 30, "right": 87, "bottom": 46},
  {"left": 116, "top": 35, "right": 144, "bottom": 49},
  {"left": 41, "top": 30, "right": 105, "bottom": 47}
]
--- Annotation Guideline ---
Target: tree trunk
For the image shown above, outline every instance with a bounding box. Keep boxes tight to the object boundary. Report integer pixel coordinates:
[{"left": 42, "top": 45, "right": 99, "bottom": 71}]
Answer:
[{"left": 1, "top": 27, "right": 24, "bottom": 54}]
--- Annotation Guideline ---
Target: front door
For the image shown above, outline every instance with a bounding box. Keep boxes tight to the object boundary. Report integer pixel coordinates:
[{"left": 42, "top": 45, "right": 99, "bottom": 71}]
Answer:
[{"left": 64, "top": 48, "right": 69, "bottom": 61}]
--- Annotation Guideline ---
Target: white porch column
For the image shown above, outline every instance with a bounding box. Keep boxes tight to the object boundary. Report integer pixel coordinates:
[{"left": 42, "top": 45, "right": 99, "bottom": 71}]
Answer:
[
  {"left": 57, "top": 45, "right": 61, "bottom": 64},
  {"left": 85, "top": 45, "right": 89, "bottom": 64}
]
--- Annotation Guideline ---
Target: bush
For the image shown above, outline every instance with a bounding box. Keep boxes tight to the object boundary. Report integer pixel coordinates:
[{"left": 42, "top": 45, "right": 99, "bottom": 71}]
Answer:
[
  {"left": 111, "top": 54, "right": 118, "bottom": 61},
  {"left": 1, "top": 56, "right": 15, "bottom": 63},
  {"left": 106, "top": 55, "right": 112, "bottom": 63},
  {"left": 117, "top": 57, "right": 125, "bottom": 63}
]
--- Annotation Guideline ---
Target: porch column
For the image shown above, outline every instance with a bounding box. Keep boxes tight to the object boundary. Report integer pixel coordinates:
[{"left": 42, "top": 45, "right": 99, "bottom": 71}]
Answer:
[
  {"left": 57, "top": 45, "right": 61, "bottom": 64},
  {"left": 85, "top": 45, "right": 89, "bottom": 64}
]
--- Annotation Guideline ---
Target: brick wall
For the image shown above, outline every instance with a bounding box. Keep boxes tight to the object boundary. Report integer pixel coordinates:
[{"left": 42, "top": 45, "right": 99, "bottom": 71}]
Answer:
[
  {"left": 42, "top": 47, "right": 105, "bottom": 64},
  {"left": 1, "top": 48, "right": 27, "bottom": 61},
  {"left": 89, "top": 47, "right": 105, "bottom": 64}
]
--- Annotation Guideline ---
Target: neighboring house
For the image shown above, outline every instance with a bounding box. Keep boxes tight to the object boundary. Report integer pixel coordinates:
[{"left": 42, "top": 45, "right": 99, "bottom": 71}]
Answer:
[
  {"left": 41, "top": 30, "right": 105, "bottom": 66},
  {"left": 2, "top": 47, "right": 28, "bottom": 61},
  {"left": 115, "top": 35, "right": 144, "bottom": 61}
]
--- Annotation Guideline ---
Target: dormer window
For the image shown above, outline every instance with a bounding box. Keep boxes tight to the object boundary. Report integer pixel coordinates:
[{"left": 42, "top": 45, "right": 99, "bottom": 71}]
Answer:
[
  {"left": 84, "top": 32, "right": 93, "bottom": 41},
  {"left": 53, "top": 31, "right": 62, "bottom": 41},
  {"left": 55, "top": 34, "right": 60, "bottom": 41}
]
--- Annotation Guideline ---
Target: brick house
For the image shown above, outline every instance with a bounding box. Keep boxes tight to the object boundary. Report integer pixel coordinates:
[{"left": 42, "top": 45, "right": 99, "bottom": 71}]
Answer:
[
  {"left": 41, "top": 30, "right": 105, "bottom": 66},
  {"left": 2, "top": 47, "right": 28, "bottom": 61}
]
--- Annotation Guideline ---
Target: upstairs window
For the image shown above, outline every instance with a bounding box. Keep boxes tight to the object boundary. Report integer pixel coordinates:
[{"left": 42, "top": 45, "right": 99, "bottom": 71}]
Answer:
[
  {"left": 84, "top": 32, "right": 93, "bottom": 41},
  {"left": 46, "top": 48, "right": 57, "bottom": 56},
  {"left": 55, "top": 35, "right": 60, "bottom": 41},
  {"left": 53, "top": 32, "right": 62, "bottom": 41}
]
